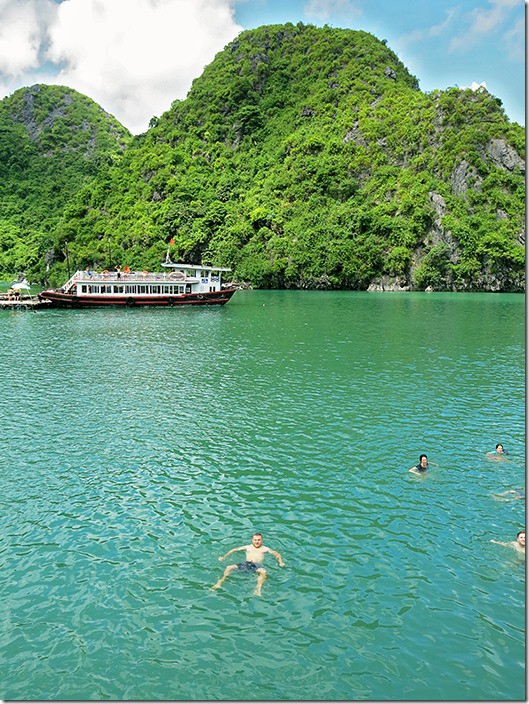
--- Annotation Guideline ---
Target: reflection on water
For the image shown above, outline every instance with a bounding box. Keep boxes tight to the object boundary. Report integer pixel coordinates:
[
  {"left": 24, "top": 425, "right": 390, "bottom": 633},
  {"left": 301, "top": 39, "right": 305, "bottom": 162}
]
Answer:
[{"left": 0, "top": 292, "right": 524, "bottom": 700}]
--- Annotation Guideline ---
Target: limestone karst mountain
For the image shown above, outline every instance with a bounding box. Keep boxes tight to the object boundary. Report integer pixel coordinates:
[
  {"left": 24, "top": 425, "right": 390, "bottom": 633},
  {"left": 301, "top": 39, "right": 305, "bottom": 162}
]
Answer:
[{"left": 0, "top": 24, "right": 524, "bottom": 291}]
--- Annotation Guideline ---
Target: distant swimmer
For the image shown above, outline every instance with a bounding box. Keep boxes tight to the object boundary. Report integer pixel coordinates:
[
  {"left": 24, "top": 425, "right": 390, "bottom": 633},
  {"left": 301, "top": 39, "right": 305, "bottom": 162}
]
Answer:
[
  {"left": 409, "top": 454, "right": 438, "bottom": 475},
  {"left": 211, "top": 532, "right": 285, "bottom": 596},
  {"left": 491, "top": 531, "right": 525, "bottom": 557},
  {"left": 486, "top": 443, "right": 510, "bottom": 461},
  {"left": 491, "top": 489, "right": 525, "bottom": 502}
]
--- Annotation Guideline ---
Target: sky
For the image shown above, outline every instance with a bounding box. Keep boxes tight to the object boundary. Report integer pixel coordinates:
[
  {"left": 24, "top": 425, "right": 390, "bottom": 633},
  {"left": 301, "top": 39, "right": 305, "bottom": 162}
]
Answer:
[{"left": 0, "top": 0, "right": 524, "bottom": 134}]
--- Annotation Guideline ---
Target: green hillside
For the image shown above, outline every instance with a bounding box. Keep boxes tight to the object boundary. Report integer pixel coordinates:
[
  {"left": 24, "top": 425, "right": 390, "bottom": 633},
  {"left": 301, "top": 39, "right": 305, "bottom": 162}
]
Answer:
[
  {"left": 1, "top": 24, "right": 525, "bottom": 291},
  {"left": 0, "top": 84, "right": 130, "bottom": 278}
]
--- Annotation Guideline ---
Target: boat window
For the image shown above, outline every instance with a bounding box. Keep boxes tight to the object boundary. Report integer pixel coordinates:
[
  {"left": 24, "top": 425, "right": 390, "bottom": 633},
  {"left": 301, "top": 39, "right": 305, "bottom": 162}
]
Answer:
[
  {"left": 163, "top": 285, "right": 170, "bottom": 294},
  {"left": 81, "top": 285, "right": 87, "bottom": 293},
  {"left": 125, "top": 285, "right": 136, "bottom": 294},
  {"left": 114, "top": 285, "right": 124, "bottom": 293},
  {"left": 139, "top": 285, "right": 146, "bottom": 294},
  {"left": 185, "top": 284, "right": 191, "bottom": 294},
  {"left": 151, "top": 285, "right": 160, "bottom": 294},
  {"left": 178, "top": 285, "right": 184, "bottom": 294},
  {"left": 101, "top": 285, "right": 107, "bottom": 294}
]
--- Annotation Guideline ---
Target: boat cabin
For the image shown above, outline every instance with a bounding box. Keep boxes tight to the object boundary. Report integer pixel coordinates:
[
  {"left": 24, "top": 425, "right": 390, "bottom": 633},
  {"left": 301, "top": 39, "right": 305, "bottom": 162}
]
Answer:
[{"left": 62, "top": 263, "right": 231, "bottom": 297}]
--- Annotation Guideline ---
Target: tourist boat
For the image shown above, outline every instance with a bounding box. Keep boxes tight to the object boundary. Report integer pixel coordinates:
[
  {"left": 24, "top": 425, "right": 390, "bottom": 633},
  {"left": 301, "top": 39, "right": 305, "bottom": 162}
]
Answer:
[{"left": 38, "top": 262, "right": 238, "bottom": 307}]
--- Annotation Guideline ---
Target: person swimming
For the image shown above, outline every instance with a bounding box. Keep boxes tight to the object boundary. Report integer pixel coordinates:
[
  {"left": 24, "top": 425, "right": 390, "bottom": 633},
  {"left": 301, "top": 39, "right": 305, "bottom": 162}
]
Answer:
[
  {"left": 486, "top": 443, "right": 510, "bottom": 461},
  {"left": 409, "top": 454, "right": 429, "bottom": 474},
  {"left": 211, "top": 532, "right": 285, "bottom": 596},
  {"left": 490, "top": 531, "right": 525, "bottom": 557},
  {"left": 491, "top": 489, "right": 525, "bottom": 502},
  {"left": 409, "top": 454, "right": 438, "bottom": 475}
]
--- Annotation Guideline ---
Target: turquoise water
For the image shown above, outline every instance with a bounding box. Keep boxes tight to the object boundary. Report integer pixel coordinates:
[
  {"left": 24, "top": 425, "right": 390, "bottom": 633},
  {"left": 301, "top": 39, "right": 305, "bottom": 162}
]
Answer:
[{"left": 0, "top": 291, "right": 524, "bottom": 701}]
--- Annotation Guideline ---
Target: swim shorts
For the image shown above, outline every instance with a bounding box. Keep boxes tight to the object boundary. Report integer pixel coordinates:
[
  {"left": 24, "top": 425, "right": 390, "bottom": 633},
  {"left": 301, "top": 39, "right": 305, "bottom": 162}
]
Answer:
[{"left": 237, "top": 561, "right": 260, "bottom": 572}]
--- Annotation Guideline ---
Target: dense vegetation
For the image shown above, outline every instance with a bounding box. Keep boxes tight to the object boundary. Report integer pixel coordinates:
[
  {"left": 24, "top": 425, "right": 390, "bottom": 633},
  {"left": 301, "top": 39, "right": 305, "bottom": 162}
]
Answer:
[
  {"left": 0, "top": 24, "right": 524, "bottom": 291},
  {"left": 0, "top": 84, "right": 130, "bottom": 279}
]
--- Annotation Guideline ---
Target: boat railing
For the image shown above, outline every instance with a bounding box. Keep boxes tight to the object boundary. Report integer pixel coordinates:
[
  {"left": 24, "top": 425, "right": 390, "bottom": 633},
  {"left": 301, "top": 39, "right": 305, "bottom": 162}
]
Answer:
[
  {"left": 71, "top": 270, "right": 203, "bottom": 283},
  {"left": 62, "top": 272, "right": 83, "bottom": 292}
]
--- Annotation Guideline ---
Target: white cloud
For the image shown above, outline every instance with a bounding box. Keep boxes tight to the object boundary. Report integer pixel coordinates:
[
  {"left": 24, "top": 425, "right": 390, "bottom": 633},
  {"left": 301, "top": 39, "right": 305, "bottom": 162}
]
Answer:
[
  {"left": 399, "top": 8, "right": 457, "bottom": 45},
  {"left": 304, "top": 0, "right": 362, "bottom": 24},
  {"left": 0, "top": 0, "right": 243, "bottom": 133},
  {"left": 460, "top": 81, "right": 488, "bottom": 91},
  {"left": 503, "top": 16, "right": 524, "bottom": 61},
  {"left": 449, "top": 0, "right": 520, "bottom": 52},
  {"left": 0, "top": 0, "right": 56, "bottom": 75}
]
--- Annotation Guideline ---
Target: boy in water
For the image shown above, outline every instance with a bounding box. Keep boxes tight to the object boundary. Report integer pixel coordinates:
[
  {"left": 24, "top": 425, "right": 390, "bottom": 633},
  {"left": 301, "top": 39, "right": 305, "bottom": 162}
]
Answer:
[
  {"left": 211, "top": 532, "right": 285, "bottom": 596},
  {"left": 491, "top": 531, "right": 525, "bottom": 557},
  {"left": 486, "top": 443, "right": 510, "bottom": 461},
  {"left": 409, "top": 454, "right": 429, "bottom": 474}
]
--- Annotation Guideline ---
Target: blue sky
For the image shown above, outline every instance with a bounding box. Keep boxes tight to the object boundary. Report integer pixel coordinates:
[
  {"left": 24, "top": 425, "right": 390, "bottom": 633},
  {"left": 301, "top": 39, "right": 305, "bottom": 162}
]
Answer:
[
  {"left": 235, "top": 0, "right": 525, "bottom": 126},
  {"left": 0, "top": 0, "right": 524, "bottom": 133}
]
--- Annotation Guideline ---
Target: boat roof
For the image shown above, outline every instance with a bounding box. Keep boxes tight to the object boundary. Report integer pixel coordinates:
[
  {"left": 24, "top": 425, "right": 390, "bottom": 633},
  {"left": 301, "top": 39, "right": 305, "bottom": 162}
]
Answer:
[{"left": 161, "top": 262, "right": 231, "bottom": 272}]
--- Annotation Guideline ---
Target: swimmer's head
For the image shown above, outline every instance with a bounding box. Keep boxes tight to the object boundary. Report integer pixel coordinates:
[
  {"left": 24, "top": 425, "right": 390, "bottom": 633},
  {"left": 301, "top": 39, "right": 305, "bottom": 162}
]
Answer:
[
  {"left": 252, "top": 532, "right": 263, "bottom": 547},
  {"left": 517, "top": 531, "right": 525, "bottom": 546},
  {"left": 419, "top": 454, "right": 428, "bottom": 467},
  {"left": 496, "top": 444, "right": 504, "bottom": 453}
]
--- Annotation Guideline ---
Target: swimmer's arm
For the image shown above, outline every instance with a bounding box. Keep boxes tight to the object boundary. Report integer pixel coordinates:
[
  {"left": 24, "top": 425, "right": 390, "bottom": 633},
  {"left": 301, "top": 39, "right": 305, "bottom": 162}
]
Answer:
[
  {"left": 409, "top": 466, "right": 420, "bottom": 474},
  {"left": 219, "top": 546, "right": 246, "bottom": 561},
  {"left": 264, "top": 547, "right": 285, "bottom": 567},
  {"left": 490, "top": 540, "right": 511, "bottom": 547}
]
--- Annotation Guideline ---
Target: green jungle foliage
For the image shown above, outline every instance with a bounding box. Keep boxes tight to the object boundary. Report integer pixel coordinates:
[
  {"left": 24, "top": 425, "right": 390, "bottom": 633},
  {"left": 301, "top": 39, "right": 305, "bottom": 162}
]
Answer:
[
  {"left": 0, "top": 24, "right": 525, "bottom": 291},
  {"left": 0, "top": 84, "right": 130, "bottom": 280}
]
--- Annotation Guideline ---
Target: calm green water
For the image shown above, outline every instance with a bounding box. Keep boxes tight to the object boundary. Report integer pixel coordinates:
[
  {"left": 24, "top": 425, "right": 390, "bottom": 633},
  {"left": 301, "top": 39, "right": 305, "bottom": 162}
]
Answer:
[{"left": 0, "top": 291, "right": 525, "bottom": 701}]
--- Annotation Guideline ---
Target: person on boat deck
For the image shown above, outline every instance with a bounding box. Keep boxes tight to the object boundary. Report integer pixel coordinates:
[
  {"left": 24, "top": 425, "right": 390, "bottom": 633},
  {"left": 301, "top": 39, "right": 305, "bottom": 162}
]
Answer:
[
  {"left": 491, "top": 531, "right": 525, "bottom": 557},
  {"left": 486, "top": 443, "right": 510, "bottom": 460},
  {"left": 211, "top": 532, "right": 285, "bottom": 597},
  {"left": 116, "top": 265, "right": 122, "bottom": 279},
  {"left": 409, "top": 454, "right": 439, "bottom": 474}
]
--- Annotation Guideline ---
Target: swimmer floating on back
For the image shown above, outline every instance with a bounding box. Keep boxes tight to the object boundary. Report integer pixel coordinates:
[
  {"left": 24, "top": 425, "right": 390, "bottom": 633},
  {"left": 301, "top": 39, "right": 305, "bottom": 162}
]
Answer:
[
  {"left": 211, "top": 532, "right": 285, "bottom": 596},
  {"left": 491, "top": 489, "right": 525, "bottom": 502}
]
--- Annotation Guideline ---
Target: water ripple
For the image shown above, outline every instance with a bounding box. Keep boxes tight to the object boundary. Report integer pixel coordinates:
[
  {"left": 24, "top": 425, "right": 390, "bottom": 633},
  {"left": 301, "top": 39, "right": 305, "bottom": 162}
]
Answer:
[{"left": 0, "top": 293, "right": 524, "bottom": 700}]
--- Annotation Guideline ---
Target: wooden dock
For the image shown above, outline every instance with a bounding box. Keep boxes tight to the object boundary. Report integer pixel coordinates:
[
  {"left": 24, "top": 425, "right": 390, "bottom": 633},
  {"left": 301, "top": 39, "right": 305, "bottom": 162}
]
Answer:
[{"left": 0, "top": 296, "right": 52, "bottom": 311}]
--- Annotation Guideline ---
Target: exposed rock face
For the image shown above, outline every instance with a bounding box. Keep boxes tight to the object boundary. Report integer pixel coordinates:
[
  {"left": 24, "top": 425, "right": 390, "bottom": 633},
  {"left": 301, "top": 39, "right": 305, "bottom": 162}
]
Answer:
[
  {"left": 343, "top": 121, "right": 367, "bottom": 146},
  {"left": 426, "top": 192, "right": 458, "bottom": 262},
  {"left": 451, "top": 160, "right": 483, "bottom": 197},
  {"left": 430, "top": 191, "right": 446, "bottom": 217},
  {"left": 486, "top": 139, "right": 525, "bottom": 173},
  {"left": 11, "top": 85, "right": 74, "bottom": 142},
  {"left": 297, "top": 274, "right": 332, "bottom": 289},
  {"left": 368, "top": 276, "right": 410, "bottom": 291}
]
